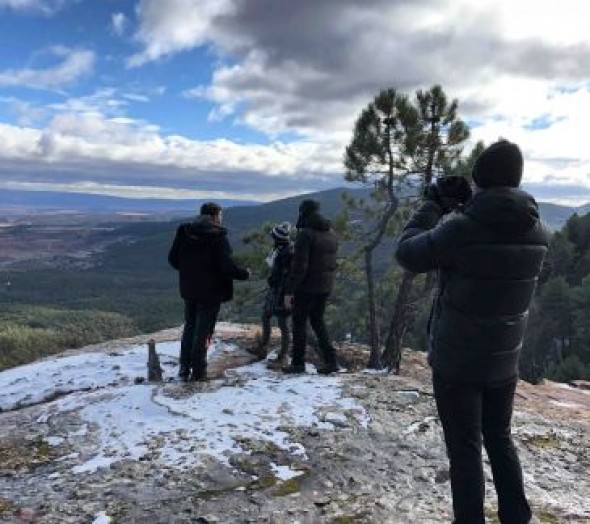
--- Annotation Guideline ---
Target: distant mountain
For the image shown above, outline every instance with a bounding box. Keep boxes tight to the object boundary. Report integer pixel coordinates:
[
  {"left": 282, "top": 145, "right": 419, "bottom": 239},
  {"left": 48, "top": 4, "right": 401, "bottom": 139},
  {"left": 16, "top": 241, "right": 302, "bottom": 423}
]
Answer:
[
  {"left": 222, "top": 187, "right": 366, "bottom": 240},
  {"left": 537, "top": 202, "right": 590, "bottom": 230},
  {"left": 0, "top": 189, "right": 258, "bottom": 217},
  {"left": 1, "top": 187, "right": 587, "bottom": 232},
  {"left": 220, "top": 188, "right": 588, "bottom": 237}
]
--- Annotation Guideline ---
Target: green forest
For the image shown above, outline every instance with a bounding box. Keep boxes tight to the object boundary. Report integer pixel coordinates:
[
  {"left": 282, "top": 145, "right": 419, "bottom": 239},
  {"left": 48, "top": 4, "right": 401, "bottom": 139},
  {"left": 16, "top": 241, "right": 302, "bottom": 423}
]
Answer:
[
  {"left": 1, "top": 84, "right": 589, "bottom": 384},
  {"left": 2, "top": 202, "right": 590, "bottom": 382}
]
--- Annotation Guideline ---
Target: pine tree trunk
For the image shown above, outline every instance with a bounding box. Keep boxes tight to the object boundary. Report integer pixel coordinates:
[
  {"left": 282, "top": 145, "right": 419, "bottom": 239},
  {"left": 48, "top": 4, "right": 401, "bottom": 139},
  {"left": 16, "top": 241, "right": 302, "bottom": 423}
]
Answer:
[
  {"left": 365, "top": 248, "right": 382, "bottom": 369},
  {"left": 382, "top": 271, "right": 416, "bottom": 372}
]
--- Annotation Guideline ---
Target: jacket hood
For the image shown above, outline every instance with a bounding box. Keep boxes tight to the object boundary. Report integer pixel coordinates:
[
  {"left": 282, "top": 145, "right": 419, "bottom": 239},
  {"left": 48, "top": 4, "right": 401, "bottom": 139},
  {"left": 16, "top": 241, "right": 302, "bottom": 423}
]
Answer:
[
  {"left": 463, "top": 187, "right": 540, "bottom": 234},
  {"left": 183, "top": 215, "right": 227, "bottom": 241},
  {"left": 297, "top": 211, "right": 331, "bottom": 231}
]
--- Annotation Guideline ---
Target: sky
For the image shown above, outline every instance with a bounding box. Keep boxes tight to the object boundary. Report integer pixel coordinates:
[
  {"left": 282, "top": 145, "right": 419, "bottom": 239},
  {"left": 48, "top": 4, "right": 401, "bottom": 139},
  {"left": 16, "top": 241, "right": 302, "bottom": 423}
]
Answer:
[{"left": 0, "top": 0, "right": 589, "bottom": 205}]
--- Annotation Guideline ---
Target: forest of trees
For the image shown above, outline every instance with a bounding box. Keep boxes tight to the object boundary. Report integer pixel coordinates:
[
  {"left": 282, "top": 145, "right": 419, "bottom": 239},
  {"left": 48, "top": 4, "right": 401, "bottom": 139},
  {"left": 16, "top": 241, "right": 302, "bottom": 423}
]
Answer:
[{"left": 520, "top": 212, "right": 590, "bottom": 382}]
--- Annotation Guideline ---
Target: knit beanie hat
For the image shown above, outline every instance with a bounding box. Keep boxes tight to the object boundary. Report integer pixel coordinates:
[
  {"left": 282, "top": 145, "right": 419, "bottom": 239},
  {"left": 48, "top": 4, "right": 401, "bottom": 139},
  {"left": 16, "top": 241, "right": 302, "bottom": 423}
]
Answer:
[
  {"left": 472, "top": 139, "right": 523, "bottom": 189},
  {"left": 298, "top": 199, "right": 320, "bottom": 216},
  {"left": 271, "top": 221, "right": 291, "bottom": 243}
]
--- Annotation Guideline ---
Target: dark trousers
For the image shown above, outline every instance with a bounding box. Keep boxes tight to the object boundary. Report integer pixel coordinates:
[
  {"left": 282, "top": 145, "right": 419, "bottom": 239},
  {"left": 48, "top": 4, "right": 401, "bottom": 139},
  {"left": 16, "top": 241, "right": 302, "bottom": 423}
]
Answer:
[
  {"left": 433, "top": 374, "right": 531, "bottom": 524},
  {"left": 291, "top": 292, "right": 336, "bottom": 368},
  {"left": 179, "top": 300, "right": 220, "bottom": 376},
  {"left": 261, "top": 309, "right": 290, "bottom": 357}
]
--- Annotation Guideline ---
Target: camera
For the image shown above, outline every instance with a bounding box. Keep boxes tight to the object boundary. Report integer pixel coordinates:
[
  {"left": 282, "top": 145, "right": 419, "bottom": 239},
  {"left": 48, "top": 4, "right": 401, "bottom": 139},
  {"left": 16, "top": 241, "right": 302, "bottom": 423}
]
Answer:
[{"left": 424, "top": 175, "right": 473, "bottom": 213}]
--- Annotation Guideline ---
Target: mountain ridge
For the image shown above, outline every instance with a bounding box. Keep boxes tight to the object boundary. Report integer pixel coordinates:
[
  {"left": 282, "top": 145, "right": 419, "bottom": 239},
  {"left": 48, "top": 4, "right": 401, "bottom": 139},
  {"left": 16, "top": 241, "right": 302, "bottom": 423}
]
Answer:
[
  {"left": 1, "top": 187, "right": 587, "bottom": 232},
  {"left": 0, "top": 189, "right": 258, "bottom": 217}
]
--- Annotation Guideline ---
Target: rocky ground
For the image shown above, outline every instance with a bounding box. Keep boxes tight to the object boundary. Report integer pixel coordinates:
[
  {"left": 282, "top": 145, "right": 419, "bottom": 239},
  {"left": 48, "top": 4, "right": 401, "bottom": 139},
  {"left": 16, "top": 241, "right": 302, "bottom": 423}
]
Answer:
[{"left": 0, "top": 326, "right": 589, "bottom": 524}]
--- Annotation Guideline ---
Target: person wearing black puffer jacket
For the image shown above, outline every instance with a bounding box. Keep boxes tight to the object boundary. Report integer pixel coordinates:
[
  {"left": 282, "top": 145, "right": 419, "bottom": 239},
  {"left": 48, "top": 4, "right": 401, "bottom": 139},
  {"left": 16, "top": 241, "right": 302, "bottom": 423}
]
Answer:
[
  {"left": 396, "top": 140, "right": 550, "bottom": 524},
  {"left": 168, "top": 202, "right": 250, "bottom": 382},
  {"left": 282, "top": 199, "right": 339, "bottom": 374}
]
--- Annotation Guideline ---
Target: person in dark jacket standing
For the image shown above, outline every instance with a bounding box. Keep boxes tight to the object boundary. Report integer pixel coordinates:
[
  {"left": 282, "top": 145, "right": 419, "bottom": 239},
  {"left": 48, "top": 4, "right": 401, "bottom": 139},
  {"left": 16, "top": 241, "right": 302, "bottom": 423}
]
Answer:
[
  {"left": 396, "top": 140, "right": 550, "bottom": 524},
  {"left": 168, "top": 202, "right": 250, "bottom": 382},
  {"left": 283, "top": 199, "right": 340, "bottom": 374},
  {"left": 249, "top": 221, "right": 294, "bottom": 368}
]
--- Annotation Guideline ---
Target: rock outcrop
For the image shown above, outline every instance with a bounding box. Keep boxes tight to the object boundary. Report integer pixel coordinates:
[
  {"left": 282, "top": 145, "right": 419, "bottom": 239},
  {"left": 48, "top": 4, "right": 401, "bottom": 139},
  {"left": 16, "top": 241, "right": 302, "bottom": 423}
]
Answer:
[{"left": 0, "top": 324, "right": 588, "bottom": 523}]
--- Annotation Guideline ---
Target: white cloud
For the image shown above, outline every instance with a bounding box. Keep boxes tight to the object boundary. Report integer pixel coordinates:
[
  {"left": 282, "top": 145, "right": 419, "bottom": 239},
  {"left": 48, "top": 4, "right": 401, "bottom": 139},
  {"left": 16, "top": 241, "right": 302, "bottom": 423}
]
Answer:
[
  {"left": 49, "top": 88, "right": 128, "bottom": 115},
  {"left": 0, "top": 114, "right": 343, "bottom": 201},
  {"left": 0, "top": 46, "right": 95, "bottom": 90},
  {"left": 127, "top": 0, "right": 235, "bottom": 68},
  {"left": 0, "top": 180, "right": 271, "bottom": 202},
  {"left": 0, "top": 0, "right": 69, "bottom": 15},
  {"left": 2, "top": 1, "right": 590, "bottom": 204},
  {"left": 111, "top": 12, "right": 127, "bottom": 36},
  {"left": 122, "top": 0, "right": 590, "bottom": 200},
  {"left": 463, "top": 84, "right": 590, "bottom": 186}
]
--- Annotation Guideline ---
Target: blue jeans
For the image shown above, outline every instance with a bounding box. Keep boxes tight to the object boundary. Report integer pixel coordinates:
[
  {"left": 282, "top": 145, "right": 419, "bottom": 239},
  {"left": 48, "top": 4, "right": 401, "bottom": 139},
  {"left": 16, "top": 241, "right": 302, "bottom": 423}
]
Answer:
[{"left": 433, "top": 374, "right": 531, "bottom": 524}]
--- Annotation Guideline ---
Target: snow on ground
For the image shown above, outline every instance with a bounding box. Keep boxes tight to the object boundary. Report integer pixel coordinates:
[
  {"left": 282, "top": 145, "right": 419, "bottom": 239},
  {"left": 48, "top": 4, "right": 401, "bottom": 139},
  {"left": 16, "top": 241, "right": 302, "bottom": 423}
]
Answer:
[{"left": 0, "top": 336, "right": 368, "bottom": 478}]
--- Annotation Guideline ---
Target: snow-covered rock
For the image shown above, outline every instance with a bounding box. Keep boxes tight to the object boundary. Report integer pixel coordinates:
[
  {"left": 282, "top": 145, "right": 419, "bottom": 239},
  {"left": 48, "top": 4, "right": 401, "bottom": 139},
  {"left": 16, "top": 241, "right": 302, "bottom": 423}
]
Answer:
[{"left": 0, "top": 324, "right": 588, "bottom": 523}]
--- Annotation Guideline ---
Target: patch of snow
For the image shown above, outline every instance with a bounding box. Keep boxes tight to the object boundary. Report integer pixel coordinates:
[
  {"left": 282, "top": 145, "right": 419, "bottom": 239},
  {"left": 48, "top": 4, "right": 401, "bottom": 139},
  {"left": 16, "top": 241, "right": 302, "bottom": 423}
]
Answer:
[
  {"left": 0, "top": 341, "right": 187, "bottom": 411},
  {"left": 69, "top": 424, "right": 88, "bottom": 437},
  {"left": 92, "top": 511, "right": 112, "bottom": 524},
  {"left": 56, "top": 452, "right": 79, "bottom": 462},
  {"left": 44, "top": 436, "right": 65, "bottom": 446},
  {"left": 271, "top": 462, "right": 305, "bottom": 481},
  {"left": 549, "top": 400, "right": 583, "bottom": 409},
  {"left": 0, "top": 338, "right": 368, "bottom": 475},
  {"left": 361, "top": 368, "right": 389, "bottom": 375},
  {"left": 322, "top": 412, "right": 347, "bottom": 425},
  {"left": 555, "top": 382, "right": 575, "bottom": 390}
]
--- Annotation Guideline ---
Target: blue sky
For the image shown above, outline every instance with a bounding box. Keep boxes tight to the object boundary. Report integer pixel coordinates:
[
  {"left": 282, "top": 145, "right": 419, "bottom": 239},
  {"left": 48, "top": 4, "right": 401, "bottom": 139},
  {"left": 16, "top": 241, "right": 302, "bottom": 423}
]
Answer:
[{"left": 0, "top": 0, "right": 589, "bottom": 205}]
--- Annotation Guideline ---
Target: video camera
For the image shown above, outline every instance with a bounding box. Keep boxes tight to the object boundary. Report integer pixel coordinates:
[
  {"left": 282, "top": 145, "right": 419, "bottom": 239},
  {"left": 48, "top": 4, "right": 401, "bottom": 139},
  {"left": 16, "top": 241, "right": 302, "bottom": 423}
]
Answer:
[{"left": 424, "top": 175, "right": 473, "bottom": 213}]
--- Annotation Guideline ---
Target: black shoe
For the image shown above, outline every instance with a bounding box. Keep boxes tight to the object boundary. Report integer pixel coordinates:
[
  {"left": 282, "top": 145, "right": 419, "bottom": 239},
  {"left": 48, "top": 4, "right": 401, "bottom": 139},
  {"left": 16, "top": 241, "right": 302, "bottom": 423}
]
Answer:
[
  {"left": 246, "top": 344, "right": 267, "bottom": 359},
  {"left": 282, "top": 364, "right": 305, "bottom": 374},
  {"left": 179, "top": 368, "right": 190, "bottom": 382},
  {"left": 190, "top": 369, "right": 207, "bottom": 382},
  {"left": 317, "top": 364, "right": 341, "bottom": 375}
]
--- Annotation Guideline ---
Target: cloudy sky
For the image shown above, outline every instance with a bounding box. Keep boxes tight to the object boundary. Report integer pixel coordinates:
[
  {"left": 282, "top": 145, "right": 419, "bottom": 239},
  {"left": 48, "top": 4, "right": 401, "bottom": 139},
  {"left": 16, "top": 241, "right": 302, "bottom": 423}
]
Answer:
[{"left": 0, "top": 0, "right": 589, "bottom": 205}]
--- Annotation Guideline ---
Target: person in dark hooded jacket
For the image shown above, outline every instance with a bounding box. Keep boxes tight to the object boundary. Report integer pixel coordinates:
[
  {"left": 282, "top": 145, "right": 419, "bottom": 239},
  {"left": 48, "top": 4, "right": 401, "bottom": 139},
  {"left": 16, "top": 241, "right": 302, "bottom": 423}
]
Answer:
[
  {"left": 168, "top": 202, "right": 249, "bottom": 381},
  {"left": 282, "top": 199, "right": 340, "bottom": 374},
  {"left": 253, "top": 221, "right": 294, "bottom": 368},
  {"left": 396, "top": 140, "right": 550, "bottom": 524}
]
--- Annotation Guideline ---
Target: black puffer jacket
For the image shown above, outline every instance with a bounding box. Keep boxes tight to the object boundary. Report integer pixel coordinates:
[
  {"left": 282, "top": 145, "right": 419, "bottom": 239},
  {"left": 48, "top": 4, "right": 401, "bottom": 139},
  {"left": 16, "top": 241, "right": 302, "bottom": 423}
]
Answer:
[
  {"left": 286, "top": 211, "right": 338, "bottom": 295},
  {"left": 168, "top": 216, "right": 249, "bottom": 303},
  {"left": 396, "top": 187, "right": 550, "bottom": 385}
]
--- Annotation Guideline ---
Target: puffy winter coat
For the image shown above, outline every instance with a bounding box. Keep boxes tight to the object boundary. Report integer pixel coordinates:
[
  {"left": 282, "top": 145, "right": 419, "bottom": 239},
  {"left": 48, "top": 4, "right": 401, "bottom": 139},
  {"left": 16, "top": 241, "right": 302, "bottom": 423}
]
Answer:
[
  {"left": 168, "top": 216, "right": 249, "bottom": 303},
  {"left": 286, "top": 211, "right": 338, "bottom": 295},
  {"left": 396, "top": 187, "right": 550, "bottom": 385}
]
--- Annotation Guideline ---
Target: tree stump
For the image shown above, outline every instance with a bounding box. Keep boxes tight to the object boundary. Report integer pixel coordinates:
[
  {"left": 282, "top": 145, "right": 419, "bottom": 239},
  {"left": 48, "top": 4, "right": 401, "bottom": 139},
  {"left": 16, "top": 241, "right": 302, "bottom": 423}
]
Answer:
[{"left": 147, "top": 339, "right": 163, "bottom": 382}]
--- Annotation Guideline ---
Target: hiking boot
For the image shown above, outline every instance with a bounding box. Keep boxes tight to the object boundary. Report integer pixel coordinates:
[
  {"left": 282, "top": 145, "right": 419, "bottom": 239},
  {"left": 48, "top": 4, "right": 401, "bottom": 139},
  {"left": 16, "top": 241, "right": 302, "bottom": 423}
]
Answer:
[
  {"left": 246, "top": 344, "right": 267, "bottom": 360},
  {"left": 317, "top": 364, "right": 341, "bottom": 375},
  {"left": 282, "top": 364, "right": 305, "bottom": 374}
]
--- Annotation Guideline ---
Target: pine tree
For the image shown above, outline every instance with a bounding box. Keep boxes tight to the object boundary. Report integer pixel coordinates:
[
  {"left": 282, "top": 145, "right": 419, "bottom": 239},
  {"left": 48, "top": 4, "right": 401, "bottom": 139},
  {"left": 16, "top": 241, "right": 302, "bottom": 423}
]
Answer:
[{"left": 343, "top": 85, "right": 469, "bottom": 369}]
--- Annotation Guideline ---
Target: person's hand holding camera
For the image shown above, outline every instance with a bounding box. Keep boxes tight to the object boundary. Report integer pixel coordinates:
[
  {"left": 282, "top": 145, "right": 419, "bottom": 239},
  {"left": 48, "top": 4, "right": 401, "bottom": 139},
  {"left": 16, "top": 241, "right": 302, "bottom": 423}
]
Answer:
[{"left": 424, "top": 176, "right": 473, "bottom": 213}]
